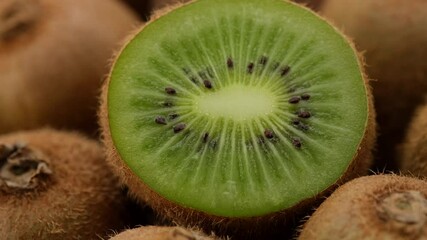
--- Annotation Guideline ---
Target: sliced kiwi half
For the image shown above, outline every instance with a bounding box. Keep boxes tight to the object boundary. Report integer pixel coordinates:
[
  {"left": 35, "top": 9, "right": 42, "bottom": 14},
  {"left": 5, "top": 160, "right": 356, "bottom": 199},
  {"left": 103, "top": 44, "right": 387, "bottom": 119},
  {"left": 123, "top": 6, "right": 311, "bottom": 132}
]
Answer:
[{"left": 102, "top": 0, "right": 375, "bottom": 231}]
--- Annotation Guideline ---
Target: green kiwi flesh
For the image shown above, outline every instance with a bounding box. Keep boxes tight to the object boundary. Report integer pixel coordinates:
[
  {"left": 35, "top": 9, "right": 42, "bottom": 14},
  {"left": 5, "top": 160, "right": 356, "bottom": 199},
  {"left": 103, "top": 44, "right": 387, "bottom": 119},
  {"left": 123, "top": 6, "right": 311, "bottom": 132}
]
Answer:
[{"left": 107, "top": 0, "right": 371, "bottom": 218}]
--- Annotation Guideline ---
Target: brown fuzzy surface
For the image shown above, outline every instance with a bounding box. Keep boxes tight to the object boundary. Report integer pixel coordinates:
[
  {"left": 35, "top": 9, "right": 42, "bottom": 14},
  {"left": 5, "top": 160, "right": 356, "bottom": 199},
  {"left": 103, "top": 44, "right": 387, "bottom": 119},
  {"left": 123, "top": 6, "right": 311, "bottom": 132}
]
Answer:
[
  {"left": 321, "top": 0, "right": 427, "bottom": 171},
  {"left": 110, "top": 226, "right": 217, "bottom": 240},
  {"left": 299, "top": 175, "right": 427, "bottom": 240},
  {"left": 99, "top": 1, "right": 376, "bottom": 239},
  {"left": 399, "top": 102, "right": 427, "bottom": 177},
  {"left": 0, "top": 129, "right": 128, "bottom": 239},
  {"left": 0, "top": 0, "right": 139, "bottom": 136}
]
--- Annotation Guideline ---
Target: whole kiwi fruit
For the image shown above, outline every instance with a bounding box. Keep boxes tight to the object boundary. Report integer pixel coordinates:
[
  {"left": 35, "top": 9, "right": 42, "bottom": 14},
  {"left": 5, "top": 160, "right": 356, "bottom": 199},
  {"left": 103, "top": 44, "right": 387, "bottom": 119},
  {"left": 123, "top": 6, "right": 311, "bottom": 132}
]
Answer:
[
  {"left": 399, "top": 101, "right": 427, "bottom": 177},
  {"left": 100, "top": 0, "right": 376, "bottom": 238},
  {"left": 299, "top": 175, "right": 427, "bottom": 240},
  {"left": 0, "top": 0, "right": 138, "bottom": 135},
  {"left": 110, "top": 226, "right": 217, "bottom": 240},
  {"left": 0, "top": 129, "right": 128, "bottom": 239},
  {"left": 321, "top": 0, "right": 427, "bottom": 171}
]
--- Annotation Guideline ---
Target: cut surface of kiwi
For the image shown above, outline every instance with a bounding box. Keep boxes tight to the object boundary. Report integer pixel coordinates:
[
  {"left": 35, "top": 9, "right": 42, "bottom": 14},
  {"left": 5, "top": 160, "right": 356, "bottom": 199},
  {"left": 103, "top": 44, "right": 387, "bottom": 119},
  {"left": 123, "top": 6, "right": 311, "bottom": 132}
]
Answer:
[{"left": 107, "top": 0, "right": 370, "bottom": 218}]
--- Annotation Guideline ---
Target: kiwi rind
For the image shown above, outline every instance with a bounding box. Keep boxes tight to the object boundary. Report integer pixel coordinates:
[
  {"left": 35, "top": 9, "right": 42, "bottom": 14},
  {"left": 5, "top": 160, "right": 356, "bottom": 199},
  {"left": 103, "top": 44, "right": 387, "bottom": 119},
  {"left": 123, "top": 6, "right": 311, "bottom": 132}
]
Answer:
[
  {"left": 109, "top": 226, "right": 218, "bottom": 240},
  {"left": 0, "top": 0, "right": 138, "bottom": 136},
  {"left": 321, "top": 0, "right": 427, "bottom": 171},
  {"left": 0, "top": 129, "right": 128, "bottom": 239},
  {"left": 100, "top": 0, "right": 376, "bottom": 237},
  {"left": 399, "top": 101, "right": 427, "bottom": 177},
  {"left": 298, "top": 175, "right": 427, "bottom": 240}
]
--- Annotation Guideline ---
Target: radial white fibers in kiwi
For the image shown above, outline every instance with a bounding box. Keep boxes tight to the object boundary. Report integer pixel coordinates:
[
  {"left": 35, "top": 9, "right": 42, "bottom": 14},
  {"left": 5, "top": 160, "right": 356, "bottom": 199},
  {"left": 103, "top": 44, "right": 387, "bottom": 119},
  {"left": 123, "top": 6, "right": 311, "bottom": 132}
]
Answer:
[
  {"left": 299, "top": 175, "right": 427, "bottom": 240},
  {"left": 110, "top": 226, "right": 217, "bottom": 240},
  {"left": 0, "top": 129, "right": 127, "bottom": 239},
  {"left": 104, "top": 0, "right": 374, "bottom": 219}
]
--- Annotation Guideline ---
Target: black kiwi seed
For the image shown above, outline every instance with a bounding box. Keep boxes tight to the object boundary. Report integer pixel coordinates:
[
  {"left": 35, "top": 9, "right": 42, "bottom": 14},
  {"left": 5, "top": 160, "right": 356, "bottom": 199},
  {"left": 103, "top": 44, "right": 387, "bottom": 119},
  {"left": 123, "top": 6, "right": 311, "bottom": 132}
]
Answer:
[
  {"left": 247, "top": 62, "right": 254, "bottom": 74},
  {"left": 203, "top": 80, "right": 213, "bottom": 89},
  {"left": 281, "top": 65, "right": 291, "bottom": 76},
  {"left": 163, "top": 101, "right": 173, "bottom": 107},
  {"left": 292, "top": 138, "right": 302, "bottom": 149},
  {"left": 288, "top": 96, "right": 301, "bottom": 104},
  {"left": 264, "top": 129, "right": 274, "bottom": 139},
  {"left": 292, "top": 119, "right": 301, "bottom": 126},
  {"left": 259, "top": 56, "right": 268, "bottom": 65},
  {"left": 301, "top": 93, "right": 311, "bottom": 100},
  {"left": 173, "top": 123, "right": 186, "bottom": 133},
  {"left": 165, "top": 87, "right": 176, "bottom": 95},
  {"left": 298, "top": 111, "right": 311, "bottom": 119},
  {"left": 227, "top": 57, "right": 234, "bottom": 68},
  {"left": 155, "top": 116, "right": 167, "bottom": 125},
  {"left": 168, "top": 113, "right": 179, "bottom": 120},
  {"left": 202, "top": 133, "right": 209, "bottom": 143}
]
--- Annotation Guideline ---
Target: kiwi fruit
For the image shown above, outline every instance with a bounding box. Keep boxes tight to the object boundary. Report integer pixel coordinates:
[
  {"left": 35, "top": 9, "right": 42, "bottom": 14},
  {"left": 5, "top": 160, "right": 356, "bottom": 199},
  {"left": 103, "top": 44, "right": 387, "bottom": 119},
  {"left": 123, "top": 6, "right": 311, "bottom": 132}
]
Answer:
[
  {"left": 100, "top": 0, "right": 376, "bottom": 237},
  {"left": 299, "top": 175, "right": 427, "bottom": 240},
  {"left": 321, "top": 0, "right": 427, "bottom": 171},
  {"left": 0, "top": 0, "right": 138, "bottom": 136},
  {"left": 0, "top": 129, "right": 128, "bottom": 239},
  {"left": 110, "top": 226, "right": 217, "bottom": 240},
  {"left": 399, "top": 101, "right": 427, "bottom": 177}
]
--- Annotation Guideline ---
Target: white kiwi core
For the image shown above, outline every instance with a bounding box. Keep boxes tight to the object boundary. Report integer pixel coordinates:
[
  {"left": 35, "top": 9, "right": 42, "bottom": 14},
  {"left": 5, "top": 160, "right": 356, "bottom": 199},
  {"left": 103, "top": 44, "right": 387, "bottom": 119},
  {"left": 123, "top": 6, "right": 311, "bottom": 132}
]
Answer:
[{"left": 194, "top": 85, "right": 277, "bottom": 121}]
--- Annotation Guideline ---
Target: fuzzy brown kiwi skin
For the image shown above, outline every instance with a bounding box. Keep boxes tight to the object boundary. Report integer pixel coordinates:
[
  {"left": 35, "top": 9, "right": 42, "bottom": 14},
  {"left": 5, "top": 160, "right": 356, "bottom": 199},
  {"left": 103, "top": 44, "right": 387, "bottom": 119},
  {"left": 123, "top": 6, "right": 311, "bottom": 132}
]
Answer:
[
  {"left": 321, "top": 0, "right": 427, "bottom": 172},
  {"left": 0, "top": 0, "right": 139, "bottom": 136},
  {"left": 298, "top": 175, "right": 427, "bottom": 240},
  {"left": 109, "top": 226, "right": 218, "bottom": 240},
  {"left": 399, "top": 101, "right": 427, "bottom": 177},
  {"left": 99, "top": 1, "right": 376, "bottom": 239},
  {"left": 0, "top": 129, "right": 129, "bottom": 239}
]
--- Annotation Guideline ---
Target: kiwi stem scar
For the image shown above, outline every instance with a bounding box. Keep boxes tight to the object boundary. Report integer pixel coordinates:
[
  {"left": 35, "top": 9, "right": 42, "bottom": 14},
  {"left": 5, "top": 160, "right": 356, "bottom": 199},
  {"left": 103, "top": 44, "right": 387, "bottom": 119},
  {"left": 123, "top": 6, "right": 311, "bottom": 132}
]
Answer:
[{"left": 0, "top": 143, "right": 52, "bottom": 190}]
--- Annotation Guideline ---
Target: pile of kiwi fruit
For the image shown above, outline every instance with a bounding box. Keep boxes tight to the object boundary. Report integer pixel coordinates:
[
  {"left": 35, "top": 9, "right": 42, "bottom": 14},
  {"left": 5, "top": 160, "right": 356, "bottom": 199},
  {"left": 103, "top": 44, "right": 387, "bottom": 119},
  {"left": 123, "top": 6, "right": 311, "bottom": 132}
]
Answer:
[{"left": 1, "top": 0, "right": 426, "bottom": 239}]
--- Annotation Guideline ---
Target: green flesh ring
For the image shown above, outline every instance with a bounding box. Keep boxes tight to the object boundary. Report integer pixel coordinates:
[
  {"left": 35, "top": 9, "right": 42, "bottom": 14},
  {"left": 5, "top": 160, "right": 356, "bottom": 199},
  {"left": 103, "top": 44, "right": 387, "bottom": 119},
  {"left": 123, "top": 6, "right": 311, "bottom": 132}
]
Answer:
[{"left": 108, "top": 0, "right": 368, "bottom": 217}]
